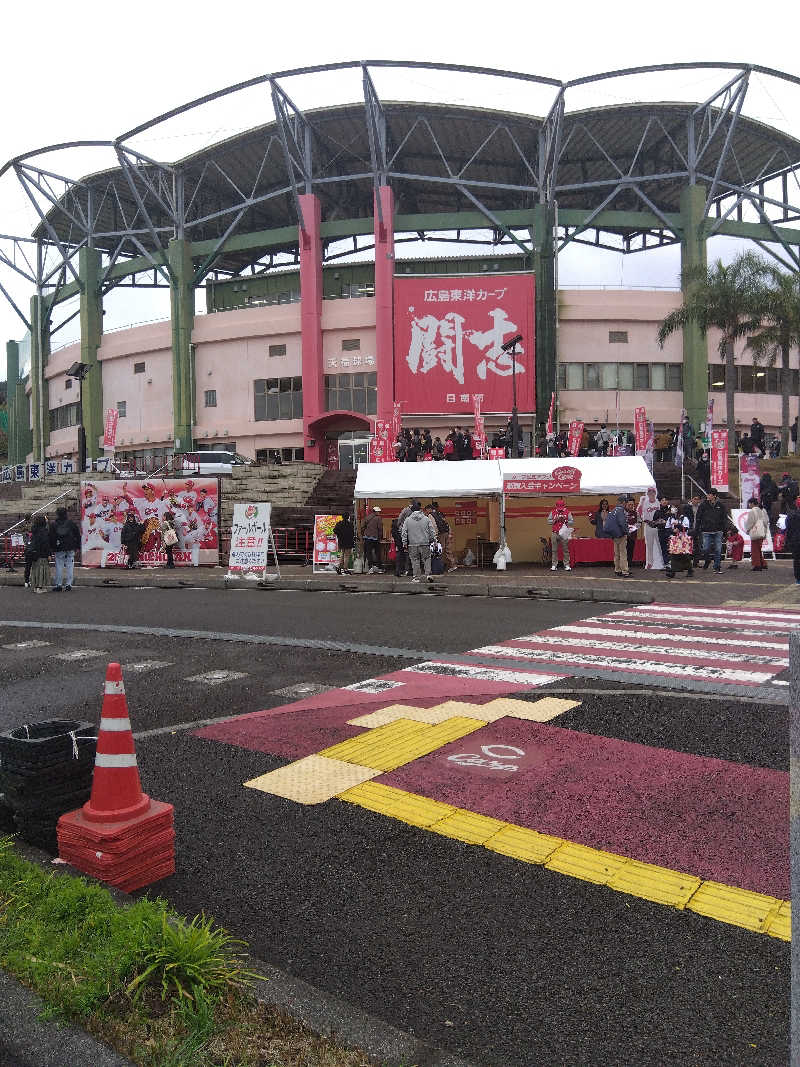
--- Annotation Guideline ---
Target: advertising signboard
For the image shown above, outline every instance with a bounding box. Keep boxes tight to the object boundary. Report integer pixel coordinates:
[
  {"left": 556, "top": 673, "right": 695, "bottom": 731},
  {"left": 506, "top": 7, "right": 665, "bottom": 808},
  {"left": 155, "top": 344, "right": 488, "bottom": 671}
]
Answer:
[
  {"left": 567, "top": 420, "right": 584, "bottom": 457},
  {"left": 711, "top": 430, "right": 729, "bottom": 492},
  {"left": 313, "top": 513, "right": 343, "bottom": 572},
  {"left": 393, "top": 274, "right": 535, "bottom": 414},
  {"left": 503, "top": 465, "right": 582, "bottom": 495},
  {"left": 103, "top": 408, "right": 119, "bottom": 449},
  {"left": 227, "top": 502, "right": 272, "bottom": 577},
  {"left": 80, "top": 478, "right": 219, "bottom": 567},
  {"left": 634, "top": 406, "right": 648, "bottom": 453}
]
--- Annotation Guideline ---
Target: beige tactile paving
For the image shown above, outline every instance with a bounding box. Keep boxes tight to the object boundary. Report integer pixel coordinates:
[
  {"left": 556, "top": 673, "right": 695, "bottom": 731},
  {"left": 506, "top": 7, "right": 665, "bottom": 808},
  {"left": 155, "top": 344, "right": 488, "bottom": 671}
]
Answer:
[
  {"left": 347, "top": 704, "right": 459, "bottom": 728},
  {"left": 425, "top": 700, "right": 494, "bottom": 721},
  {"left": 479, "top": 696, "right": 581, "bottom": 722},
  {"left": 244, "top": 755, "right": 378, "bottom": 804}
]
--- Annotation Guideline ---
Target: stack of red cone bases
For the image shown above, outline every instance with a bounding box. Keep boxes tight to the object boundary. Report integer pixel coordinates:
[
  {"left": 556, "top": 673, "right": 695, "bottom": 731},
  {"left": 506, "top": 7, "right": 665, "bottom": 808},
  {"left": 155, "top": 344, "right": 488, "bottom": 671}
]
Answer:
[{"left": 57, "top": 663, "right": 175, "bottom": 891}]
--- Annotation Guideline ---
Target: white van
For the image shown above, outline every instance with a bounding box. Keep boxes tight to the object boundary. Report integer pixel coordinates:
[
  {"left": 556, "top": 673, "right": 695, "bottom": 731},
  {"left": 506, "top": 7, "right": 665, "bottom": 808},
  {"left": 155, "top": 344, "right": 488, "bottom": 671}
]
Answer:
[{"left": 180, "top": 451, "right": 252, "bottom": 475}]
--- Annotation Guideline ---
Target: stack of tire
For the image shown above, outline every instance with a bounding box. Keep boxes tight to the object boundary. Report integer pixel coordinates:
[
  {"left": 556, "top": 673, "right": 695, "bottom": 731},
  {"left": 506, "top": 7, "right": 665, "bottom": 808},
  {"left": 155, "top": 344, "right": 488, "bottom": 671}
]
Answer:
[{"left": 0, "top": 720, "right": 97, "bottom": 852}]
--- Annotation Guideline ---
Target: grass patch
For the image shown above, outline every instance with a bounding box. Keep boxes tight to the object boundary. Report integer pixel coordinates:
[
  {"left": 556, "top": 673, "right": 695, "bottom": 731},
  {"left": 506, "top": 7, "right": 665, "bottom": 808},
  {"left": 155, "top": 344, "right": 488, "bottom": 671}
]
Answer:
[{"left": 0, "top": 837, "right": 377, "bottom": 1065}]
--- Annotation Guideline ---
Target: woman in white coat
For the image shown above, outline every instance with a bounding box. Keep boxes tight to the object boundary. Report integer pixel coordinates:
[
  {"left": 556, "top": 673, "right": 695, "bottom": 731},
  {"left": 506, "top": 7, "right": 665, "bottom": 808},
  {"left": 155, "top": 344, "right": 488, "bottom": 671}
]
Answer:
[{"left": 637, "top": 486, "right": 665, "bottom": 569}]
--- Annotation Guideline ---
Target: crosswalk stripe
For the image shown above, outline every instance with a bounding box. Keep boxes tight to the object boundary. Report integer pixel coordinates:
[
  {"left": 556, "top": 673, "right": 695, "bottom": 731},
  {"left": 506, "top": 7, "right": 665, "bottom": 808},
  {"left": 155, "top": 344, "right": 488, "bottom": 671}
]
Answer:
[
  {"left": 617, "top": 605, "right": 800, "bottom": 623},
  {"left": 536, "top": 623, "right": 788, "bottom": 651},
  {"left": 470, "top": 644, "right": 776, "bottom": 685},
  {"left": 402, "top": 662, "right": 563, "bottom": 687},
  {"left": 503, "top": 635, "right": 787, "bottom": 668}
]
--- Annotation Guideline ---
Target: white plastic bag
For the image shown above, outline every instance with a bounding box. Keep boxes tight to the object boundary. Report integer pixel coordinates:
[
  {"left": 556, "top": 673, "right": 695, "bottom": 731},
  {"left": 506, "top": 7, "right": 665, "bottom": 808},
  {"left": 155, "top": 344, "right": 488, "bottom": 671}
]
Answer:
[
  {"left": 351, "top": 555, "right": 364, "bottom": 574},
  {"left": 503, "top": 544, "right": 512, "bottom": 563},
  {"left": 557, "top": 524, "right": 573, "bottom": 542},
  {"left": 463, "top": 548, "right": 475, "bottom": 567},
  {"left": 493, "top": 547, "right": 507, "bottom": 570}
]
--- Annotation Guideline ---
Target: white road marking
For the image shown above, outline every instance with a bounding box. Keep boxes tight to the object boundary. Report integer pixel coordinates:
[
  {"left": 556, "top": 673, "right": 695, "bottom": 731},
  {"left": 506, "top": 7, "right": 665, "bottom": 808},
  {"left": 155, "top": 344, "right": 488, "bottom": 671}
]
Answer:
[
  {"left": 403, "top": 662, "right": 563, "bottom": 686},
  {"left": 469, "top": 645, "right": 775, "bottom": 684},
  {"left": 344, "top": 678, "right": 404, "bottom": 693},
  {"left": 531, "top": 624, "right": 789, "bottom": 651},
  {"left": 616, "top": 605, "right": 800, "bottom": 623},
  {"left": 184, "top": 670, "right": 248, "bottom": 685},
  {"left": 2, "top": 640, "right": 50, "bottom": 650},
  {"left": 501, "top": 635, "right": 787, "bottom": 667},
  {"left": 122, "top": 661, "right": 173, "bottom": 673},
  {"left": 55, "top": 650, "right": 106, "bottom": 661}
]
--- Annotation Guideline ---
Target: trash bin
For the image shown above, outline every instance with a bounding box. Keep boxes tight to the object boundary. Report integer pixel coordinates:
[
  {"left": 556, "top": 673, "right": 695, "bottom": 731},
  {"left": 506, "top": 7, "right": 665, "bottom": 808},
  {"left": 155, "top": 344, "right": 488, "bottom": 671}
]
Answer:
[{"left": 0, "top": 720, "right": 96, "bottom": 852}]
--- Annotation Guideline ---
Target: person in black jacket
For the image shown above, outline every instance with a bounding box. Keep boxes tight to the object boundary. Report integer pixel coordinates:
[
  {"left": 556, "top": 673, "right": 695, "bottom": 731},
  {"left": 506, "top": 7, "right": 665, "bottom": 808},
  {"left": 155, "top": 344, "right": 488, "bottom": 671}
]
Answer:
[
  {"left": 694, "top": 488, "right": 730, "bottom": 572},
  {"left": 120, "top": 512, "right": 146, "bottom": 569},
  {"left": 28, "top": 515, "right": 52, "bottom": 594},
  {"left": 333, "top": 514, "right": 355, "bottom": 574},
  {"left": 49, "top": 505, "right": 81, "bottom": 591}
]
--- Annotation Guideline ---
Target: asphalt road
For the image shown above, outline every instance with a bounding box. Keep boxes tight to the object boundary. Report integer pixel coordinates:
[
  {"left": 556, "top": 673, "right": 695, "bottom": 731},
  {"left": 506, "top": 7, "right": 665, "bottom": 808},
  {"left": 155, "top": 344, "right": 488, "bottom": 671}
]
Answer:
[{"left": 0, "top": 586, "right": 790, "bottom": 1066}]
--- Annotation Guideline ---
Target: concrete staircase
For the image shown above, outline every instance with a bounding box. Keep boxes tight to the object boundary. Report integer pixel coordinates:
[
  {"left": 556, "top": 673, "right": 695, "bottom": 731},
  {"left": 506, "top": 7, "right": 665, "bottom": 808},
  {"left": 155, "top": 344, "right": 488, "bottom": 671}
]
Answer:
[{"left": 221, "top": 463, "right": 324, "bottom": 528}]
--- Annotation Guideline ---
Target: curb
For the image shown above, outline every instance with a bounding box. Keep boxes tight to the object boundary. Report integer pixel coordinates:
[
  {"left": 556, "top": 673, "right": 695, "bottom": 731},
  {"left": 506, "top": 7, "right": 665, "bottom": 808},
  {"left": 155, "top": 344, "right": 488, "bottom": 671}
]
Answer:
[{"left": 3, "top": 840, "right": 475, "bottom": 1067}]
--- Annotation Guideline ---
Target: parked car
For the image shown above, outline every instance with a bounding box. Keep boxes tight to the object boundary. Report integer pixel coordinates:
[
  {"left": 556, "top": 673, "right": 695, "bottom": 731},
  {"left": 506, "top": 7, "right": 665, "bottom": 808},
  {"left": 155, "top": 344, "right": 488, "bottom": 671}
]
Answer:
[{"left": 179, "top": 451, "right": 253, "bottom": 475}]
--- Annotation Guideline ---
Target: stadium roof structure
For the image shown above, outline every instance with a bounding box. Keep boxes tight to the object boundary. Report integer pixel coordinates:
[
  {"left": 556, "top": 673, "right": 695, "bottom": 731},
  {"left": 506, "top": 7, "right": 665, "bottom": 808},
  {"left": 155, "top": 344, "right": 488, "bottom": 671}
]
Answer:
[{"left": 1, "top": 60, "right": 799, "bottom": 324}]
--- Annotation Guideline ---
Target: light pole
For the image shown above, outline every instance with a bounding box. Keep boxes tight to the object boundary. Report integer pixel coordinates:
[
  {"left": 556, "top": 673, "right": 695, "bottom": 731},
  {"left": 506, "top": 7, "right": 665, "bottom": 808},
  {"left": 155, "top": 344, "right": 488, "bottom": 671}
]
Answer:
[
  {"left": 501, "top": 333, "right": 523, "bottom": 457},
  {"left": 67, "top": 361, "right": 89, "bottom": 474}
]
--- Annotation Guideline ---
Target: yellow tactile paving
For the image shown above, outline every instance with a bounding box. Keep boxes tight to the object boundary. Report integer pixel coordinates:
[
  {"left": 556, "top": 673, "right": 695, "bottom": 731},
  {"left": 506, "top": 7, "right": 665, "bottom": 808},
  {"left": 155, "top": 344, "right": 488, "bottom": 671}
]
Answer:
[
  {"left": 346, "top": 704, "right": 473, "bottom": 728},
  {"left": 607, "top": 858, "right": 702, "bottom": 908},
  {"left": 545, "top": 841, "right": 630, "bottom": 885},
  {"left": 338, "top": 781, "right": 455, "bottom": 826},
  {"left": 766, "top": 901, "right": 791, "bottom": 941},
  {"left": 479, "top": 696, "right": 581, "bottom": 722},
  {"left": 430, "top": 809, "right": 507, "bottom": 845},
  {"left": 320, "top": 716, "right": 485, "bottom": 772},
  {"left": 244, "top": 755, "right": 378, "bottom": 804},
  {"left": 484, "top": 824, "right": 563, "bottom": 864},
  {"left": 686, "top": 880, "right": 784, "bottom": 934}
]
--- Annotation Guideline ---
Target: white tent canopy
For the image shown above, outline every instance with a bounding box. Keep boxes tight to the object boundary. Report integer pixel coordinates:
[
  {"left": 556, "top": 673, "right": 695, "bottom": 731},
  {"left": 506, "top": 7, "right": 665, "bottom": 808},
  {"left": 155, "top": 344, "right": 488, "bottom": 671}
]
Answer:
[
  {"left": 499, "top": 456, "right": 656, "bottom": 495},
  {"left": 354, "top": 460, "right": 502, "bottom": 499},
  {"left": 354, "top": 456, "right": 656, "bottom": 499}
]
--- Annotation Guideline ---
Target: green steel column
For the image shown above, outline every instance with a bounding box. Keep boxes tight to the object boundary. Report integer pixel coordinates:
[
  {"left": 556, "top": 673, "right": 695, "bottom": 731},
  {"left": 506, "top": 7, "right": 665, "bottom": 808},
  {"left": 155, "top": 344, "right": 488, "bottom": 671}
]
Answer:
[
  {"left": 531, "top": 203, "right": 557, "bottom": 435},
  {"left": 29, "top": 295, "right": 50, "bottom": 461},
  {"left": 79, "top": 247, "right": 103, "bottom": 459},
  {"left": 6, "top": 340, "right": 18, "bottom": 463},
  {"left": 680, "top": 184, "right": 708, "bottom": 431},
  {"left": 168, "top": 238, "right": 194, "bottom": 452}
]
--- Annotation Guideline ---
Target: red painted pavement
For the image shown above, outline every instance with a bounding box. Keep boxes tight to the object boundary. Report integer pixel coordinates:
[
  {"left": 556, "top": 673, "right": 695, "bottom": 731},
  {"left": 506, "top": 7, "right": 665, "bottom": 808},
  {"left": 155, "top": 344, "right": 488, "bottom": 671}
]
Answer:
[{"left": 380, "top": 719, "right": 789, "bottom": 898}]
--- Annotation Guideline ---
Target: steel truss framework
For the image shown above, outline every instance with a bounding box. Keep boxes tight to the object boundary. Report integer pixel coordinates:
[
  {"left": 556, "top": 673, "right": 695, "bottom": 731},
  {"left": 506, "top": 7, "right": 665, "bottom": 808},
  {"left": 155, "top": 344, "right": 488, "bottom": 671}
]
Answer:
[{"left": 0, "top": 60, "right": 799, "bottom": 339}]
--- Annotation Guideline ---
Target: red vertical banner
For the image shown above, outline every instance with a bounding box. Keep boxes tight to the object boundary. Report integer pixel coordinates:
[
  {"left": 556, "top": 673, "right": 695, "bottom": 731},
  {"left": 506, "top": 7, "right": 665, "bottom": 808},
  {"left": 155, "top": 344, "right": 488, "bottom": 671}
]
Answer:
[
  {"left": 371, "top": 420, "right": 391, "bottom": 463},
  {"left": 546, "top": 392, "right": 555, "bottom": 435},
  {"left": 103, "top": 408, "right": 119, "bottom": 449},
  {"left": 391, "top": 401, "right": 403, "bottom": 443},
  {"left": 567, "top": 420, "right": 584, "bottom": 456},
  {"left": 325, "top": 440, "right": 339, "bottom": 471},
  {"left": 634, "top": 406, "right": 648, "bottom": 453},
  {"left": 711, "top": 429, "right": 729, "bottom": 492}
]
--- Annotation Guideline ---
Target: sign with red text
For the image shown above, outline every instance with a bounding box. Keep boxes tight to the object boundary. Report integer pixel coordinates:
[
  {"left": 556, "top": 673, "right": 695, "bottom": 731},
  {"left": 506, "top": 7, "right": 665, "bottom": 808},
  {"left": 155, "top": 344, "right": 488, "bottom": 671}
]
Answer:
[
  {"left": 503, "top": 465, "right": 582, "bottom": 495},
  {"left": 711, "top": 429, "right": 729, "bottom": 492},
  {"left": 567, "top": 420, "right": 584, "bottom": 457},
  {"left": 634, "top": 406, "right": 648, "bottom": 453},
  {"left": 80, "top": 478, "right": 219, "bottom": 568},
  {"left": 488, "top": 447, "right": 505, "bottom": 459},
  {"left": 369, "top": 420, "right": 392, "bottom": 463},
  {"left": 103, "top": 408, "right": 119, "bottom": 449},
  {"left": 393, "top": 274, "right": 535, "bottom": 414},
  {"left": 227, "top": 502, "right": 272, "bottom": 576},
  {"left": 312, "top": 513, "right": 343, "bottom": 572},
  {"left": 454, "top": 499, "right": 478, "bottom": 525}
]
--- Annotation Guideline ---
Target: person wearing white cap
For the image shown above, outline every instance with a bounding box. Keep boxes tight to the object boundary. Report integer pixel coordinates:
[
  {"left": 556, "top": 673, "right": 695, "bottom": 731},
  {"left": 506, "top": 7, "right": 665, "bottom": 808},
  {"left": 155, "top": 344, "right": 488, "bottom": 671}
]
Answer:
[{"left": 362, "top": 505, "right": 384, "bottom": 574}]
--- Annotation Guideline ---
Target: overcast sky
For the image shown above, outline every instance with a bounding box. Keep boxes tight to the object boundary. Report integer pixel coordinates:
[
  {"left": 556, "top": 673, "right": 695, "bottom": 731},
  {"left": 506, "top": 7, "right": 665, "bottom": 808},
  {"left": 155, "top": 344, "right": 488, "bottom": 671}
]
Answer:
[{"left": 1, "top": 0, "right": 798, "bottom": 377}]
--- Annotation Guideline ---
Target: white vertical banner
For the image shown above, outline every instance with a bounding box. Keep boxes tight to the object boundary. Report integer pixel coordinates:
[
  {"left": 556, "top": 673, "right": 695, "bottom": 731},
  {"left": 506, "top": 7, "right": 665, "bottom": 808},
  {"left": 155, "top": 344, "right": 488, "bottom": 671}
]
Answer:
[{"left": 225, "top": 502, "right": 276, "bottom": 581}]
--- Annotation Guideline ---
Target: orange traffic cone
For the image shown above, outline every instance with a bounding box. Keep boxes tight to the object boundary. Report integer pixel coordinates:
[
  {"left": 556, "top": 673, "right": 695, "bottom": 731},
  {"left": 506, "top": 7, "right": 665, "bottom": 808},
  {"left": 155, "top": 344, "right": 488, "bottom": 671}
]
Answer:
[
  {"left": 57, "top": 662, "right": 175, "bottom": 891},
  {"left": 82, "top": 663, "right": 150, "bottom": 823}
]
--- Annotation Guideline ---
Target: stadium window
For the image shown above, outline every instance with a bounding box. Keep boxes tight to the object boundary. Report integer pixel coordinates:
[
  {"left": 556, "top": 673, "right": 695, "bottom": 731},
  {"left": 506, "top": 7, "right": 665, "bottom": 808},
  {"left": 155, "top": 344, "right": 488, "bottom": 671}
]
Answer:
[
  {"left": 341, "top": 338, "right": 361, "bottom": 352},
  {"left": 633, "top": 364, "right": 650, "bottom": 390},
  {"left": 48, "top": 401, "right": 80, "bottom": 432},
  {"left": 64, "top": 378, "right": 73, "bottom": 390},
  {"left": 565, "top": 363, "right": 584, "bottom": 390},
  {"left": 650, "top": 364, "right": 666, "bottom": 390},
  {"left": 133, "top": 362, "right": 145, "bottom": 374},
  {"left": 117, "top": 401, "right": 127, "bottom": 418},
  {"left": 324, "top": 371, "right": 377, "bottom": 414},
  {"left": 608, "top": 330, "right": 628, "bottom": 344},
  {"left": 268, "top": 343, "right": 286, "bottom": 357},
  {"left": 254, "top": 377, "right": 302, "bottom": 421},
  {"left": 767, "top": 367, "right": 780, "bottom": 393},
  {"left": 204, "top": 390, "right": 217, "bottom": 408},
  {"left": 666, "top": 364, "right": 683, "bottom": 391},
  {"left": 753, "top": 367, "right": 768, "bottom": 392},
  {"left": 601, "top": 363, "right": 618, "bottom": 390},
  {"left": 740, "top": 365, "right": 754, "bottom": 392},
  {"left": 617, "top": 363, "right": 634, "bottom": 390},
  {"left": 584, "top": 364, "right": 601, "bottom": 390},
  {"left": 557, "top": 364, "right": 566, "bottom": 390}
]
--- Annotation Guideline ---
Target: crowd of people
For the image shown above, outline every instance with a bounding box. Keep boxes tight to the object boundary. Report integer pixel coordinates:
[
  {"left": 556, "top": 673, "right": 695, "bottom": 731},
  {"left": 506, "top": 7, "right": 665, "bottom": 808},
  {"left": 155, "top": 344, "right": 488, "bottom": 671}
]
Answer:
[
  {"left": 392, "top": 421, "right": 523, "bottom": 462},
  {"left": 333, "top": 500, "right": 455, "bottom": 583}
]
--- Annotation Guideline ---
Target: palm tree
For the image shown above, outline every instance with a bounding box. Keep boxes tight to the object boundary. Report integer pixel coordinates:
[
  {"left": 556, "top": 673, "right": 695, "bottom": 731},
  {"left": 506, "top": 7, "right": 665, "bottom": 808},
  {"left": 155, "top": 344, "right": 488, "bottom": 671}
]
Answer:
[
  {"left": 745, "top": 263, "right": 800, "bottom": 455},
  {"left": 657, "top": 252, "right": 765, "bottom": 444}
]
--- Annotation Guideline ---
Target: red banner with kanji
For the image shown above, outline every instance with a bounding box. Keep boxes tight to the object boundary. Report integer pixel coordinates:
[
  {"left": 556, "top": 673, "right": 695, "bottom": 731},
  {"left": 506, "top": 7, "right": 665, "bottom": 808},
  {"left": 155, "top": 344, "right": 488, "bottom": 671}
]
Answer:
[
  {"left": 103, "top": 408, "right": 119, "bottom": 449},
  {"left": 711, "top": 429, "right": 729, "bottom": 492},
  {"left": 634, "top": 406, "right": 648, "bottom": 453},
  {"left": 370, "top": 420, "right": 392, "bottom": 463},
  {"left": 567, "top": 420, "right": 584, "bottom": 457},
  {"left": 393, "top": 274, "right": 535, "bottom": 414}
]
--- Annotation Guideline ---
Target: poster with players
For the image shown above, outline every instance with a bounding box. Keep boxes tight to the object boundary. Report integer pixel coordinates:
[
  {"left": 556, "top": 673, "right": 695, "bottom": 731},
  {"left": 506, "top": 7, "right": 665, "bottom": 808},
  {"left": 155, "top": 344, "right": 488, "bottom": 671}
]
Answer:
[
  {"left": 80, "top": 478, "right": 219, "bottom": 568},
  {"left": 393, "top": 274, "right": 535, "bottom": 414},
  {"left": 227, "top": 502, "right": 272, "bottom": 578},
  {"left": 313, "top": 513, "right": 343, "bottom": 572}
]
